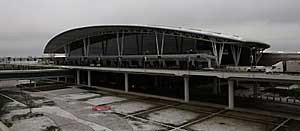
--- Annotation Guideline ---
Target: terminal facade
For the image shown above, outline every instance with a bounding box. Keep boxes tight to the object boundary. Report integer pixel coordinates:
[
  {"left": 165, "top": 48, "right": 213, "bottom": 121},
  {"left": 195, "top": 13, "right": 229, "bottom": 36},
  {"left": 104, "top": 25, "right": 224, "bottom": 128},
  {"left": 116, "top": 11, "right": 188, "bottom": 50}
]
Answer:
[
  {"left": 44, "top": 25, "right": 274, "bottom": 109},
  {"left": 44, "top": 25, "right": 269, "bottom": 69}
]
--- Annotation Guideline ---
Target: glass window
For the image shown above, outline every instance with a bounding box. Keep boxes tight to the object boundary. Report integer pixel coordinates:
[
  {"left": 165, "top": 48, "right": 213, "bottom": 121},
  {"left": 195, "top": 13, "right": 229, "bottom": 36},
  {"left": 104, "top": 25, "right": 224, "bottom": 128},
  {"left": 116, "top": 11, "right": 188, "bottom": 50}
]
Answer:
[
  {"left": 163, "top": 35, "right": 178, "bottom": 54},
  {"left": 106, "top": 37, "right": 118, "bottom": 56},
  {"left": 69, "top": 40, "right": 83, "bottom": 56},
  {"left": 89, "top": 42, "right": 102, "bottom": 56},
  {"left": 196, "top": 40, "right": 213, "bottom": 55},
  {"left": 182, "top": 38, "right": 195, "bottom": 54},
  {"left": 123, "top": 34, "right": 139, "bottom": 55},
  {"left": 142, "top": 33, "right": 157, "bottom": 55}
]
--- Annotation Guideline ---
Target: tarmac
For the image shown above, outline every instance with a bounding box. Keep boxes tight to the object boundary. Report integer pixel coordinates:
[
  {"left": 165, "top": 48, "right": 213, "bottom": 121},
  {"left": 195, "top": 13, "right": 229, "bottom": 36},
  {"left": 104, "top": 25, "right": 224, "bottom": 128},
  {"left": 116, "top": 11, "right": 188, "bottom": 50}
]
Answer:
[{"left": 1, "top": 83, "right": 299, "bottom": 131}]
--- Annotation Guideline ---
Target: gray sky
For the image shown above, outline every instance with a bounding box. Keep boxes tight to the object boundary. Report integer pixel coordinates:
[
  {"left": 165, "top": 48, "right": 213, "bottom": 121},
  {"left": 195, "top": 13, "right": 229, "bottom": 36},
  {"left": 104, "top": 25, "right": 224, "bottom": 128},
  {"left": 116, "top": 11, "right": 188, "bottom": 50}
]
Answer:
[{"left": 0, "top": 0, "right": 300, "bottom": 56}]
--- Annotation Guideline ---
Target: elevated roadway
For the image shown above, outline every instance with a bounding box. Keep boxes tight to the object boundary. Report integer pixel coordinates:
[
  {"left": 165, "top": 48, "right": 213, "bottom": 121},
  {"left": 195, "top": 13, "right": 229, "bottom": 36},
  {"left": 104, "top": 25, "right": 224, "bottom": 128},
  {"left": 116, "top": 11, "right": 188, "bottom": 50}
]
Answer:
[
  {"left": 9, "top": 64, "right": 300, "bottom": 109},
  {"left": 0, "top": 69, "right": 72, "bottom": 80},
  {"left": 26, "top": 64, "right": 300, "bottom": 83}
]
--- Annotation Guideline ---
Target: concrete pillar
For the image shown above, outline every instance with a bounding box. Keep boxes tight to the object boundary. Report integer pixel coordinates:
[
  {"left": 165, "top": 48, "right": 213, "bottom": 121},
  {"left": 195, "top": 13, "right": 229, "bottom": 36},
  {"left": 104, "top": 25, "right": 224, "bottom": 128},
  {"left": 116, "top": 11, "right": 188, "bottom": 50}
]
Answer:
[
  {"left": 57, "top": 77, "right": 60, "bottom": 82},
  {"left": 213, "top": 78, "right": 221, "bottom": 95},
  {"left": 154, "top": 76, "right": 158, "bottom": 87},
  {"left": 184, "top": 76, "right": 190, "bottom": 102},
  {"left": 228, "top": 80, "right": 234, "bottom": 109},
  {"left": 29, "top": 80, "right": 32, "bottom": 89},
  {"left": 213, "top": 78, "right": 218, "bottom": 94},
  {"left": 76, "top": 70, "right": 80, "bottom": 85},
  {"left": 207, "top": 59, "right": 212, "bottom": 68},
  {"left": 125, "top": 73, "right": 128, "bottom": 92},
  {"left": 87, "top": 70, "right": 91, "bottom": 87},
  {"left": 34, "top": 81, "right": 37, "bottom": 87},
  {"left": 65, "top": 77, "right": 68, "bottom": 83},
  {"left": 253, "top": 81, "right": 258, "bottom": 98}
]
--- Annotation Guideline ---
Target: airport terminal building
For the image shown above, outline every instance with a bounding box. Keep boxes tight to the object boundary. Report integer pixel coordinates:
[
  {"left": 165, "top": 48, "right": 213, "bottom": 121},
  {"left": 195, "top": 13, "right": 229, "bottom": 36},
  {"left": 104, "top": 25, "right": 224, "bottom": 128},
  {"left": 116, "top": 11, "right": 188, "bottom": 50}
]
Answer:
[
  {"left": 44, "top": 25, "right": 270, "bottom": 68},
  {"left": 43, "top": 25, "right": 277, "bottom": 108}
]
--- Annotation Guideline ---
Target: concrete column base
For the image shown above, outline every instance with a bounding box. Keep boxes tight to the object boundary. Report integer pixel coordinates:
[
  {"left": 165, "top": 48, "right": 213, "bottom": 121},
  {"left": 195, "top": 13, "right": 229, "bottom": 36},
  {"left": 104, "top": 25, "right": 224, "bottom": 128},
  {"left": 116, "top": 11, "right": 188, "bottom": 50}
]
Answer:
[
  {"left": 125, "top": 73, "right": 128, "bottom": 92},
  {"left": 184, "top": 76, "right": 190, "bottom": 102},
  {"left": 228, "top": 80, "right": 234, "bottom": 109}
]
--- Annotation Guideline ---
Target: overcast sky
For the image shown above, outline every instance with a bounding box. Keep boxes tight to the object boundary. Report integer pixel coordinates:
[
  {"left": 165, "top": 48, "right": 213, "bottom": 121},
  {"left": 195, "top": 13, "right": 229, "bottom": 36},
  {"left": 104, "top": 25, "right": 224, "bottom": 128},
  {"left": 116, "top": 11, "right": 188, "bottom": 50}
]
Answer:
[{"left": 0, "top": 0, "right": 300, "bottom": 56}]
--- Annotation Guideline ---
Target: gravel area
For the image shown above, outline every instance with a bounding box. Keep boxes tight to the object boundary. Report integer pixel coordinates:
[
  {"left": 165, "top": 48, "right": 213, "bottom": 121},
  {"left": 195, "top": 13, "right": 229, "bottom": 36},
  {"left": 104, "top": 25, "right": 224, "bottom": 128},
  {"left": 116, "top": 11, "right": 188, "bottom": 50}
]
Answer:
[{"left": 1, "top": 84, "right": 293, "bottom": 131}]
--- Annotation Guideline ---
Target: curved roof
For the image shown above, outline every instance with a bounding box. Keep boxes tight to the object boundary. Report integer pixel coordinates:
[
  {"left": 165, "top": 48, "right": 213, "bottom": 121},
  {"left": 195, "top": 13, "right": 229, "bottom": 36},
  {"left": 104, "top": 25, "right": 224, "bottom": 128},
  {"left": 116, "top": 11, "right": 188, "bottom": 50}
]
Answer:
[{"left": 44, "top": 24, "right": 270, "bottom": 53}]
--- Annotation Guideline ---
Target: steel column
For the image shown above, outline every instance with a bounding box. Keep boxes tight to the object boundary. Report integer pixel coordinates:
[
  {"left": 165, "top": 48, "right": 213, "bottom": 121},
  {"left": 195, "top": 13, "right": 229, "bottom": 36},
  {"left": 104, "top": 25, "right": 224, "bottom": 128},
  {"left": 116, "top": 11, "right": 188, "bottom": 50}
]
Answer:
[
  {"left": 211, "top": 41, "right": 219, "bottom": 66},
  {"left": 255, "top": 49, "right": 263, "bottom": 65},
  {"left": 228, "top": 80, "right": 234, "bottom": 109},
  {"left": 211, "top": 41, "right": 224, "bottom": 67},
  {"left": 160, "top": 32, "right": 165, "bottom": 55},
  {"left": 218, "top": 43, "right": 224, "bottom": 66},
  {"left": 116, "top": 33, "right": 121, "bottom": 57},
  {"left": 231, "top": 45, "right": 237, "bottom": 65},
  {"left": 231, "top": 45, "right": 242, "bottom": 66},
  {"left": 121, "top": 32, "right": 124, "bottom": 56},
  {"left": 155, "top": 32, "right": 160, "bottom": 56}
]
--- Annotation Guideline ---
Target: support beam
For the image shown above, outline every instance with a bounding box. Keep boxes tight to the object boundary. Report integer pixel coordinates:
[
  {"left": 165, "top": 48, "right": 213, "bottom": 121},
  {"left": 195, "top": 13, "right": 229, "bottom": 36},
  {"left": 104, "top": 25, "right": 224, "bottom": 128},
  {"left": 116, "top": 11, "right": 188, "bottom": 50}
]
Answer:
[
  {"left": 121, "top": 32, "right": 124, "bottom": 56},
  {"left": 125, "top": 73, "right": 128, "bottom": 92},
  {"left": 211, "top": 41, "right": 218, "bottom": 65},
  {"left": 231, "top": 45, "right": 242, "bottom": 66},
  {"left": 76, "top": 70, "right": 80, "bottom": 85},
  {"left": 211, "top": 41, "right": 224, "bottom": 67},
  {"left": 255, "top": 49, "right": 263, "bottom": 65},
  {"left": 160, "top": 32, "right": 165, "bottom": 55},
  {"left": 184, "top": 76, "right": 190, "bottom": 102},
  {"left": 155, "top": 32, "right": 160, "bottom": 56},
  {"left": 228, "top": 80, "right": 234, "bottom": 109},
  {"left": 87, "top": 70, "right": 91, "bottom": 87},
  {"left": 218, "top": 43, "right": 224, "bottom": 66},
  {"left": 116, "top": 33, "right": 121, "bottom": 57}
]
